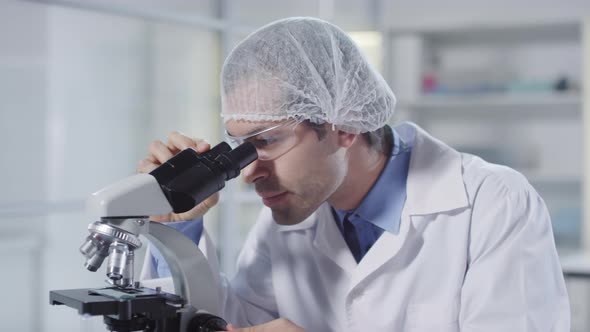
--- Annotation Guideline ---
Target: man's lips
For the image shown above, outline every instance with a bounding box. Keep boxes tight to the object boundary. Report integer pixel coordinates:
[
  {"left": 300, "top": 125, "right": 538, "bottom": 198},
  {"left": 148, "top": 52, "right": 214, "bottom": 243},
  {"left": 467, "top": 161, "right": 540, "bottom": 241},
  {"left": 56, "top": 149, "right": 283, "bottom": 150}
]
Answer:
[
  {"left": 256, "top": 190, "right": 289, "bottom": 206},
  {"left": 256, "top": 191, "right": 286, "bottom": 199}
]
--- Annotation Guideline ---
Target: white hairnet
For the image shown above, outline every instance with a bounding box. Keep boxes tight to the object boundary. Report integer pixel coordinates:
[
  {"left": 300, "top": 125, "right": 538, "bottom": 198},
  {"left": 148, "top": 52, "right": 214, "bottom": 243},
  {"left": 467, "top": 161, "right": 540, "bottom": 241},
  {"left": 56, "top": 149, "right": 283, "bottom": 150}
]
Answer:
[{"left": 220, "top": 17, "right": 396, "bottom": 134}]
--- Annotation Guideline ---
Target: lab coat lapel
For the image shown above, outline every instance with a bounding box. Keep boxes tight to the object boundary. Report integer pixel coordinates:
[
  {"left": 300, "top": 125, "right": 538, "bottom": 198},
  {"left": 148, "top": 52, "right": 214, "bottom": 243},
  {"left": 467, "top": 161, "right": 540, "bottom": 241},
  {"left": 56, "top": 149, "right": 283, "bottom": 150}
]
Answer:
[
  {"left": 347, "top": 123, "right": 469, "bottom": 289},
  {"left": 350, "top": 209, "right": 411, "bottom": 288},
  {"left": 313, "top": 204, "right": 357, "bottom": 273}
]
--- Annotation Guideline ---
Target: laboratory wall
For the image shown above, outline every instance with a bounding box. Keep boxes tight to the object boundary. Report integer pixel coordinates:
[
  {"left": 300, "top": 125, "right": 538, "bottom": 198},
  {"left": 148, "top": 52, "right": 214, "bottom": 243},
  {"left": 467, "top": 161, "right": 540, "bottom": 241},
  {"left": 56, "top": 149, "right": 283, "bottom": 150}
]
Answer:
[
  {"left": 1, "top": 0, "right": 590, "bottom": 331},
  {"left": 0, "top": 1, "right": 220, "bottom": 331}
]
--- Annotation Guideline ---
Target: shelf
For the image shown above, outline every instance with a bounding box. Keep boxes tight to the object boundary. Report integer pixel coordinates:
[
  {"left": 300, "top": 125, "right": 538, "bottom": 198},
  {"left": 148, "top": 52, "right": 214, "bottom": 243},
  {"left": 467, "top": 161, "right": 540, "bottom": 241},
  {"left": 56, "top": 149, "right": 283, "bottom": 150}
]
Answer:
[
  {"left": 390, "top": 19, "right": 581, "bottom": 45},
  {"left": 398, "top": 93, "right": 581, "bottom": 110}
]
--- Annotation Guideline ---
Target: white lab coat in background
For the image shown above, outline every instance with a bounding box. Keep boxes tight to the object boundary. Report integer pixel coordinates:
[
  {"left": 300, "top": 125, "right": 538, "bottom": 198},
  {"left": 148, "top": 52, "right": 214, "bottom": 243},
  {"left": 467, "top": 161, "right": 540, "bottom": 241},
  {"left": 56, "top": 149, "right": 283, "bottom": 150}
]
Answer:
[{"left": 142, "top": 122, "right": 570, "bottom": 332}]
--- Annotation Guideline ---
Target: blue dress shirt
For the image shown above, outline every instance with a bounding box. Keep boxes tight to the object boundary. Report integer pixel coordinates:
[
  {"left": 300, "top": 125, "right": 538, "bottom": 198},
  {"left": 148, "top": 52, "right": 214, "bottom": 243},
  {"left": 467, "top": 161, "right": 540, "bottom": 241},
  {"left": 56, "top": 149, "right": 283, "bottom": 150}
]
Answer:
[{"left": 332, "top": 129, "right": 412, "bottom": 262}]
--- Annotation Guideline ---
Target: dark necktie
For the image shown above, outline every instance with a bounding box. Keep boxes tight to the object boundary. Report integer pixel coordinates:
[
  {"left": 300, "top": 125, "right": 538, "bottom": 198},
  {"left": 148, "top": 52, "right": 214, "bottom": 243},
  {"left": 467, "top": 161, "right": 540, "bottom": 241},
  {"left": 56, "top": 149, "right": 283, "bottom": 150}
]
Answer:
[{"left": 343, "top": 213, "right": 362, "bottom": 263}]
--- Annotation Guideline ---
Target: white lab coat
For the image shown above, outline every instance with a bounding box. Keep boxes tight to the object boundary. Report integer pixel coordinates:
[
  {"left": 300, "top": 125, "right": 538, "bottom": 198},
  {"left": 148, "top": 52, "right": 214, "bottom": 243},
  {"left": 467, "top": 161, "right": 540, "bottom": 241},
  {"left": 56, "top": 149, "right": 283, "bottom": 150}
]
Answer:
[{"left": 142, "top": 122, "right": 570, "bottom": 332}]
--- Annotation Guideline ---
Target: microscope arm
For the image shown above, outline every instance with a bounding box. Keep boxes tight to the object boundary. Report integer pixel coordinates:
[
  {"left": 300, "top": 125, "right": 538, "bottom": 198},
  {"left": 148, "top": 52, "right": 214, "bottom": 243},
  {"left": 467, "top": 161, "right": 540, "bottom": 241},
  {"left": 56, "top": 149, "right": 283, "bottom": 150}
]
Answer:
[{"left": 145, "top": 221, "right": 220, "bottom": 316}]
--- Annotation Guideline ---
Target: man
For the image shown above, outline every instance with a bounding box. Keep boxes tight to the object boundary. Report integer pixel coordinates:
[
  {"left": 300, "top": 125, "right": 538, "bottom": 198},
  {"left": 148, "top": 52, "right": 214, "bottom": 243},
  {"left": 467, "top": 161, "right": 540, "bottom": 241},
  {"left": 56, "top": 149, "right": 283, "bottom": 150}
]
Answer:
[{"left": 138, "top": 17, "right": 569, "bottom": 331}]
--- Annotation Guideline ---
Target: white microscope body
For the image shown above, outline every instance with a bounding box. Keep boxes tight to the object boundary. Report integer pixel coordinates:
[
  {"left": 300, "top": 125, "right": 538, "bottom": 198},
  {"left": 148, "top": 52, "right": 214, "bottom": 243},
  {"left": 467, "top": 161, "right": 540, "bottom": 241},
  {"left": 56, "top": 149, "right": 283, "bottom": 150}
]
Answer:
[{"left": 50, "top": 142, "right": 257, "bottom": 332}]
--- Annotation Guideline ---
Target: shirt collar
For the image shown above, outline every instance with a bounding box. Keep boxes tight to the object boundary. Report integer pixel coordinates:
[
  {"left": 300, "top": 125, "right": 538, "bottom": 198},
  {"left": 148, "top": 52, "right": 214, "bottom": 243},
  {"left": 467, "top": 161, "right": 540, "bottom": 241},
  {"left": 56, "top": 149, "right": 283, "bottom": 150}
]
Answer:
[{"left": 333, "top": 128, "right": 412, "bottom": 234}]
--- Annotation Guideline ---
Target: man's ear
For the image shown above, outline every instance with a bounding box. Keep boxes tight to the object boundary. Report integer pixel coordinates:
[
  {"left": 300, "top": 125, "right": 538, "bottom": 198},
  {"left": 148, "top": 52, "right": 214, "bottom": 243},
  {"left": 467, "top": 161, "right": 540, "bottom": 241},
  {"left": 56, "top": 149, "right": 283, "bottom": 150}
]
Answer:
[{"left": 337, "top": 130, "right": 358, "bottom": 148}]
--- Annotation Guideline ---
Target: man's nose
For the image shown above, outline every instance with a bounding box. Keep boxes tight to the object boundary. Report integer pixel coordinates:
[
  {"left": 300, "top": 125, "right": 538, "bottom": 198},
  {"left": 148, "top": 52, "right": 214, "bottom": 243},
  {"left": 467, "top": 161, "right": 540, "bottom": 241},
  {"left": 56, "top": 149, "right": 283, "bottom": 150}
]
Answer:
[{"left": 241, "top": 159, "right": 269, "bottom": 184}]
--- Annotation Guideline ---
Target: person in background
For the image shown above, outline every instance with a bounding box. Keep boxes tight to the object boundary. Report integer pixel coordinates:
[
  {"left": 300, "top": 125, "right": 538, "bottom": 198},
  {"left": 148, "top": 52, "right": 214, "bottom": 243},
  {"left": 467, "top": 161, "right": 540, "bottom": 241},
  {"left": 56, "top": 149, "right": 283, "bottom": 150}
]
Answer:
[{"left": 137, "top": 17, "right": 569, "bottom": 332}]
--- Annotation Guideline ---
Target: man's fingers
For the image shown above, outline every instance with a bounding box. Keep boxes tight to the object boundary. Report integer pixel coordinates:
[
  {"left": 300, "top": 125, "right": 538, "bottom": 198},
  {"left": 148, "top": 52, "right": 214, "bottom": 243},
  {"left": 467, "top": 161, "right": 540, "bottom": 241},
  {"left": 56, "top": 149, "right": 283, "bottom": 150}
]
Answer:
[
  {"left": 220, "top": 323, "right": 237, "bottom": 331},
  {"left": 195, "top": 140, "right": 211, "bottom": 154},
  {"left": 202, "top": 192, "right": 220, "bottom": 208},
  {"left": 167, "top": 131, "right": 197, "bottom": 151},
  {"left": 149, "top": 140, "right": 174, "bottom": 164},
  {"left": 167, "top": 131, "right": 211, "bottom": 154},
  {"left": 147, "top": 154, "right": 157, "bottom": 163},
  {"left": 137, "top": 159, "right": 159, "bottom": 173},
  {"left": 143, "top": 134, "right": 211, "bottom": 174}
]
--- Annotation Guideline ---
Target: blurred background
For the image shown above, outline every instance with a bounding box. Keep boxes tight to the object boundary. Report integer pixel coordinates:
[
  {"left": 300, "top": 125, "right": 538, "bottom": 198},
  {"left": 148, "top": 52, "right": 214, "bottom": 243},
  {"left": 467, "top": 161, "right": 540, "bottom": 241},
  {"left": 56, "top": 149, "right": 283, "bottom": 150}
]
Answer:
[{"left": 0, "top": 0, "right": 589, "bottom": 331}]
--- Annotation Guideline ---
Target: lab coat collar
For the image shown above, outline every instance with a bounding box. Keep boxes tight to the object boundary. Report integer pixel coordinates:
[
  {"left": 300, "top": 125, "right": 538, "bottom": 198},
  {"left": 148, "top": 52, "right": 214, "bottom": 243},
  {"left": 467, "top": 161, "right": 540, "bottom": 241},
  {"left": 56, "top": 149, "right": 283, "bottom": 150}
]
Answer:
[{"left": 398, "top": 122, "right": 469, "bottom": 215}]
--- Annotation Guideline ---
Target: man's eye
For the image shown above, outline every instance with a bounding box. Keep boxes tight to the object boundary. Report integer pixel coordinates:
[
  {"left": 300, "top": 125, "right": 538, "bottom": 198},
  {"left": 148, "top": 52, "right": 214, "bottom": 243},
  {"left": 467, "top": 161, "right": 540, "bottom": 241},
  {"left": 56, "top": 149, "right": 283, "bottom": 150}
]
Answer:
[{"left": 250, "top": 136, "right": 279, "bottom": 148}]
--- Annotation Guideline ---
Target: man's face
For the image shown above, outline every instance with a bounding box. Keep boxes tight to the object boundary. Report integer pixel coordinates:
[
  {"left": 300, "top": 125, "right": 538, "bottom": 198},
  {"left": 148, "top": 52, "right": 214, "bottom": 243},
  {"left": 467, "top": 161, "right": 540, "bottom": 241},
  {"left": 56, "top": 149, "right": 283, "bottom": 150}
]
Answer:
[{"left": 225, "top": 120, "right": 349, "bottom": 225}]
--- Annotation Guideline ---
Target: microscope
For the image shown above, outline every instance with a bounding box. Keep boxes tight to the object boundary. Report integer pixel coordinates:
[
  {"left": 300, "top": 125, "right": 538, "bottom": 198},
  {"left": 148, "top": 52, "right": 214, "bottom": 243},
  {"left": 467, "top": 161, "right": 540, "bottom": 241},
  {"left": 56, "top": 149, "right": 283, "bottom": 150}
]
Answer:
[{"left": 49, "top": 142, "right": 257, "bottom": 332}]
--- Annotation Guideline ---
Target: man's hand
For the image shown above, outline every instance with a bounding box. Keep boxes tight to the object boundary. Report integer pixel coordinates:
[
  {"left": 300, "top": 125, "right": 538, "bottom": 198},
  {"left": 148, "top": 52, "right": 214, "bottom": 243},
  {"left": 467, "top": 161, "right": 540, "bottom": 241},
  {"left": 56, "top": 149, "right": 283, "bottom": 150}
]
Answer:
[
  {"left": 137, "top": 131, "right": 220, "bottom": 222},
  {"left": 224, "top": 318, "right": 305, "bottom": 332}
]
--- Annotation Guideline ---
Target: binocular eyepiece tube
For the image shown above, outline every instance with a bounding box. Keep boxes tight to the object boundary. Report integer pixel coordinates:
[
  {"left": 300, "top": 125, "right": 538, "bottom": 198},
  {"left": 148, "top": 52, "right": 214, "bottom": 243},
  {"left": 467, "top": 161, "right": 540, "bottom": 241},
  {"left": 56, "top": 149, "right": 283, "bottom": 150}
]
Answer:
[{"left": 149, "top": 141, "right": 257, "bottom": 214}]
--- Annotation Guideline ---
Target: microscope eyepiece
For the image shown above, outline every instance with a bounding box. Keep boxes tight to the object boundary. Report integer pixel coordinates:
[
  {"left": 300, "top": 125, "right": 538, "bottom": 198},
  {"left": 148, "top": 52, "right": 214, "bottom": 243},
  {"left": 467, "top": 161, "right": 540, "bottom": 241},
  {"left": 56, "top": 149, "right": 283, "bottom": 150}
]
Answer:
[{"left": 149, "top": 142, "right": 257, "bottom": 214}]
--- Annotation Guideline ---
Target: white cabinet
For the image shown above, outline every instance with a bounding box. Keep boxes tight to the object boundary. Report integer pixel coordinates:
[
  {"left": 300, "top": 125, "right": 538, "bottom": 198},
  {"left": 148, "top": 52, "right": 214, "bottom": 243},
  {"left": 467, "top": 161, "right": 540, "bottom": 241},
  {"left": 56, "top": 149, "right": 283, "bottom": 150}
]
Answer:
[{"left": 386, "top": 20, "right": 585, "bottom": 250}]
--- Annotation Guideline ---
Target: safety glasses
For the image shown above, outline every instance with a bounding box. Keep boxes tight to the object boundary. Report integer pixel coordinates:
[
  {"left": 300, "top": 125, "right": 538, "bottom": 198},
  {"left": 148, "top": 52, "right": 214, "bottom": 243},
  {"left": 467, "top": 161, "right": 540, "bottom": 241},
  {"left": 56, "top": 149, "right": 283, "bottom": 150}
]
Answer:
[{"left": 225, "top": 119, "right": 303, "bottom": 161}]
